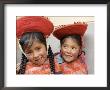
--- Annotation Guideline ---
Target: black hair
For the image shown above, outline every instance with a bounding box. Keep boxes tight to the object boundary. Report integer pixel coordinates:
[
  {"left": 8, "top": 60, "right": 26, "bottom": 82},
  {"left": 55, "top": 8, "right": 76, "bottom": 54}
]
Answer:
[
  {"left": 17, "top": 32, "right": 55, "bottom": 74},
  {"left": 17, "top": 53, "right": 28, "bottom": 74},
  {"left": 20, "top": 32, "right": 47, "bottom": 51},
  {"left": 60, "top": 34, "right": 85, "bottom": 57},
  {"left": 60, "top": 34, "right": 82, "bottom": 47},
  {"left": 48, "top": 45, "right": 55, "bottom": 74}
]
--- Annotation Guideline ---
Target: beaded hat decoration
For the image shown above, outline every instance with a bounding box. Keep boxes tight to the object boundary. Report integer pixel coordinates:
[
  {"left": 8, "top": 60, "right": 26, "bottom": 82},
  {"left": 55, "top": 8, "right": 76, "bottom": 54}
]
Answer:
[{"left": 53, "top": 22, "right": 88, "bottom": 40}]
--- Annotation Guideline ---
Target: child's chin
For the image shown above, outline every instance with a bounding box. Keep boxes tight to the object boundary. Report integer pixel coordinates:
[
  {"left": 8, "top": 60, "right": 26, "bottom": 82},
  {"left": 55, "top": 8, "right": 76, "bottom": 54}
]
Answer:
[
  {"left": 34, "top": 62, "right": 44, "bottom": 66},
  {"left": 64, "top": 59, "right": 73, "bottom": 63},
  {"left": 64, "top": 58, "right": 76, "bottom": 63}
]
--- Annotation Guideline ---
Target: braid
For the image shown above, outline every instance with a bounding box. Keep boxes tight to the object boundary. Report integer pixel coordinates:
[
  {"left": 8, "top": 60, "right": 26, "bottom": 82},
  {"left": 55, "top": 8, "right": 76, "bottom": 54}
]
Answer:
[
  {"left": 18, "top": 54, "right": 28, "bottom": 74},
  {"left": 78, "top": 50, "right": 85, "bottom": 58},
  {"left": 48, "top": 45, "right": 55, "bottom": 74}
]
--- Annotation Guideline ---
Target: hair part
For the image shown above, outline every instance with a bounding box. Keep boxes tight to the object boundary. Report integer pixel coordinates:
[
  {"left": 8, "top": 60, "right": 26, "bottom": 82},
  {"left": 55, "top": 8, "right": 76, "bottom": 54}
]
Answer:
[
  {"left": 19, "top": 32, "right": 47, "bottom": 51},
  {"left": 60, "top": 34, "right": 82, "bottom": 47}
]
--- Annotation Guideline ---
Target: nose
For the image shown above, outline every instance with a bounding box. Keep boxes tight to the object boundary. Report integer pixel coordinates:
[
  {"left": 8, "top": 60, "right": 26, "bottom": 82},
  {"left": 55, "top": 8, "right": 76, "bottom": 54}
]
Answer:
[
  {"left": 33, "top": 51, "right": 39, "bottom": 59},
  {"left": 66, "top": 48, "right": 71, "bottom": 54}
]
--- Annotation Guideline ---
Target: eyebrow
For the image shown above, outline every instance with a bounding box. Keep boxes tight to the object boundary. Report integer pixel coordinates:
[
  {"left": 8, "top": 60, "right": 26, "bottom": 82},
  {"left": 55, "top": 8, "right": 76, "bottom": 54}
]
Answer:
[{"left": 63, "top": 43, "right": 79, "bottom": 48}]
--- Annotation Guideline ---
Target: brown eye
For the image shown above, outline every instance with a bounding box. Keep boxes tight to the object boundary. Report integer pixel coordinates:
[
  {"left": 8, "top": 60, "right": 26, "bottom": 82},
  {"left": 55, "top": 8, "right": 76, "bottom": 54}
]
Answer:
[
  {"left": 35, "top": 47, "right": 41, "bottom": 51},
  {"left": 64, "top": 46, "right": 66, "bottom": 47},
  {"left": 63, "top": 45, "right": 67, "bottom": 48},
  {"left": 72, "top": 47, "right": 76, "bottom": 50}
]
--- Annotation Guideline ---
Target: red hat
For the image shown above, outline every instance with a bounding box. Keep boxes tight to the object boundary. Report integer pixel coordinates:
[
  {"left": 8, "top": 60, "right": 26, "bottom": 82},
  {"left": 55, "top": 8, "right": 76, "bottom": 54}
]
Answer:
[
  {"left": 16, "top": 16, "right": 54, "bottom": 39},
  {"left": 53, "top": 22, "right": 88, "bottom": 40}
]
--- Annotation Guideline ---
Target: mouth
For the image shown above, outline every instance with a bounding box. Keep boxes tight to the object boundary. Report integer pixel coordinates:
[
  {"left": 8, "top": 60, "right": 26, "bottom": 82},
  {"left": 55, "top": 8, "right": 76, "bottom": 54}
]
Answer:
[
  {"left": 35, "top": 56, "right": 42, "bottom": 60},
  {"left": 65, "top": 54, "right": 73, "bottom": 57},
  {"left": 35, "top": 59, "right": 39, "bottom": 62},
  {"left": 34, "top": 60, "right": 42, "bottom": 65},
  {"left": 35, "top": 58, "right": 42, "bottom": 62},
  {"left": 34, "top": 56, "right": 45, "bottom": 63}
]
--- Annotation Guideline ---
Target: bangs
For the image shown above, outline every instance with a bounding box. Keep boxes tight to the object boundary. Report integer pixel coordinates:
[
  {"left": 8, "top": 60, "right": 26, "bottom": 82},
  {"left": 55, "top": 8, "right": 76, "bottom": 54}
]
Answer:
[{"left": 19, "top": 32, "right": 47, "bottom": 51}]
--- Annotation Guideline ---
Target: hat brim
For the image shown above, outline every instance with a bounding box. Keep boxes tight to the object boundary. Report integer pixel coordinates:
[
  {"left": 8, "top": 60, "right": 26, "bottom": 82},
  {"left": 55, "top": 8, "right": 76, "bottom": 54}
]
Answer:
[
  {"left": 53, "top": 24, "right": 87, "bottom": 40},
  {"left": 16, "top": 16, "right": 54, "bottom": 39}
]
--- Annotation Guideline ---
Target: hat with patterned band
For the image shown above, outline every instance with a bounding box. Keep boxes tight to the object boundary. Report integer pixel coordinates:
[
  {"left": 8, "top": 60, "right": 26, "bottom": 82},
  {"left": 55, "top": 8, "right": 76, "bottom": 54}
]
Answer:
[{"left": 53, "top": 22, "right": 88, "bottom": 40}]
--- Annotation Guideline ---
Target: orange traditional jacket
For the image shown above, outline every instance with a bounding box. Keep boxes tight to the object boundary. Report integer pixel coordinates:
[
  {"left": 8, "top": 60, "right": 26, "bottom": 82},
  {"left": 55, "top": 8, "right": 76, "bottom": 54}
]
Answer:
[
  {"left": 24, "top": 53, "right": 88, "bottom": 74},
  {"left": 54, "top": 52, "right": 88, "bottom": 74},
  {"left": 25, "top": 59, "right": 61, "bottom": 74}
]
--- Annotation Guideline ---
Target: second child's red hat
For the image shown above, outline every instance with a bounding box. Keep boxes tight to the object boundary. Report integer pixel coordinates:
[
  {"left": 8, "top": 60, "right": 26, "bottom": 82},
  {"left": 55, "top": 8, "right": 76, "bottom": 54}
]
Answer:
[{"left": 53, "top": 22, "right": 88, "bottom": 40}]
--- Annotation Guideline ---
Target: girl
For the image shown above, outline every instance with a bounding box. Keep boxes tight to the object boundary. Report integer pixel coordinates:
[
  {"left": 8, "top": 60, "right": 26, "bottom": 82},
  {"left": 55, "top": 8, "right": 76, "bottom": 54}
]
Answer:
[
  {"left": 53, "top": 22, "right": 88, "bottom": 74},
  {"left": 16, "top": 16, "right": 60, "bottom": 74}
]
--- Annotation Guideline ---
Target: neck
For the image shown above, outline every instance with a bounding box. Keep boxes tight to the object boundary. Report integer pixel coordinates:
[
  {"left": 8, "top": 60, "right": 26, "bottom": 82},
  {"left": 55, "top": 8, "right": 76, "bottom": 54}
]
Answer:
[{"left": 64, "top": 58, "right": 80, "bottom": 64}]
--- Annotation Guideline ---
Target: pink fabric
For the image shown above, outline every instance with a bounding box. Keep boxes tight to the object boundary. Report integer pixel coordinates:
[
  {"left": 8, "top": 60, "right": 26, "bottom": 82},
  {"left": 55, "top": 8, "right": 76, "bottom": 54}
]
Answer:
[
  {"left": 54, "top": 52, "right": 88, "bottom": 74},
  {"left": 25, "top": 59, "right": 61, "bottom": 74}
]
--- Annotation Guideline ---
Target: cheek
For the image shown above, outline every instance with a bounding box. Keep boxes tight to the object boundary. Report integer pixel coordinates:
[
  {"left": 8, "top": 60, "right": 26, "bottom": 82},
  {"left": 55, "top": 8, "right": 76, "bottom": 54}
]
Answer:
[
  {"left": 61, "top": 47, "right": 66, "bottom": 53},
  {"left": 27, "top": 55, "right": 33, "bottom": 61},
  {"left": 39, "top": 49, "right": 47, "bottom": 57},
  {"left": 71, "top": 50, "right": 80, "bottom": 57}
]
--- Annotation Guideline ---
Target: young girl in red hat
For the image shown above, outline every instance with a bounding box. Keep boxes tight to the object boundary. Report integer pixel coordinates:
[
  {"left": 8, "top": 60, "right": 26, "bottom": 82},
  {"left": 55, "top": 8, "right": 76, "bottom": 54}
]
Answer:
[
  {"left": 53, "top": 22, "right": 88, "bottom": 74},
  {"left": 16, "top": 16, "right": 60, "bottom": 74}
]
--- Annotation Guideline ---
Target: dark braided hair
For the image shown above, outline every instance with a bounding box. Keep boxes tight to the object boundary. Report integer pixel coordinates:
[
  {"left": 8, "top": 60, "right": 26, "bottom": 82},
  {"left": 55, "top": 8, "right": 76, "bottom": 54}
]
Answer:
[
  {"left": 48, "top": 45, "right": 55, "bottom": 74},
  {"left": 17, "top": 53, "right": 28, "bottom": 74},
  {"left": 17, "top": 32, "right": 55, "bottom": 74},
  {"left": 18, "top": 32, "right": 47, "bottom": 74}
]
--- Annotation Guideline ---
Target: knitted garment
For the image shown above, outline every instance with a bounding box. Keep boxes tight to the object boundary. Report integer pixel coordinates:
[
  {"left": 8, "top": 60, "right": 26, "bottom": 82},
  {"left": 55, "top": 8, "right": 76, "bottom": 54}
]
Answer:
[
  {"left": 25, "top": 59, "right": 61, "bottom": 74},
  {"left": 54, "top": 53, "right": 88, "bottom": 74}
]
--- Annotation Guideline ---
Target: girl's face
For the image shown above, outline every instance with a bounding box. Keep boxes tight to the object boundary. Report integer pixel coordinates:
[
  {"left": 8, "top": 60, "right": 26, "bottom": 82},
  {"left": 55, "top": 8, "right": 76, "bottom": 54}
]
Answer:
[
  {"left": 61, "top": 37, "right": 80, "bottom": 63},
  {"left": 24, "top": 41, "right": 47, "bottom": 66}
]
